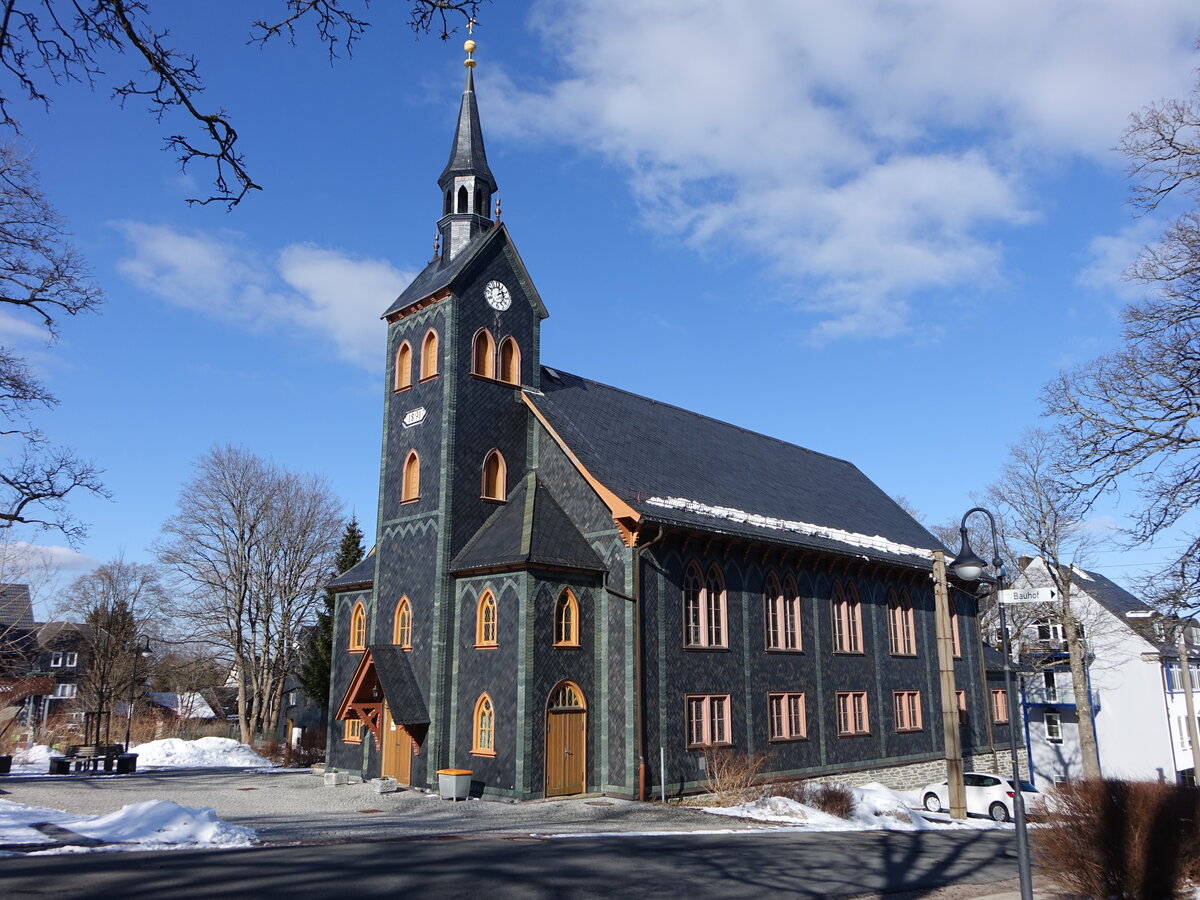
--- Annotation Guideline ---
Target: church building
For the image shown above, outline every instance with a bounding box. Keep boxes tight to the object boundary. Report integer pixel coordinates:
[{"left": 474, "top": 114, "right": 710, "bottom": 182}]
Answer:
[{"left": 326, "top": 41, "right": 1015, "bottom": 800}]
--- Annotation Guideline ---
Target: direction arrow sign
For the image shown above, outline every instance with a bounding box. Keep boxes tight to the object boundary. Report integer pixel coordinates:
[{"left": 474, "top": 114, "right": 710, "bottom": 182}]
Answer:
[{"left": 997, "top": 587, "right": 1057, "bottom": 604}]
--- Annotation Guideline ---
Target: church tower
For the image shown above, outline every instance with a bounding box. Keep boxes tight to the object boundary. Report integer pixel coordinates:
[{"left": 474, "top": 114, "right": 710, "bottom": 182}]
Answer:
[{"left": 436, "top": 39, "right": 497, "bottom": 260}]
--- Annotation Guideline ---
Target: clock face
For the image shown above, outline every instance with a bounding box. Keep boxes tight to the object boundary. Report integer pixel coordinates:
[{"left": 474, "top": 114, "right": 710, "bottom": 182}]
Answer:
[{"left": 485, "top": 280, "right": 512, "bottom": 312}]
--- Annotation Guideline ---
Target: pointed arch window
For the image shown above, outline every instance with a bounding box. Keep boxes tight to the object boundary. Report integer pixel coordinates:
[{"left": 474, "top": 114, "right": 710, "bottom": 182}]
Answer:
[
  {"left": 472, "top": 329, "right": 495, "bottom": 378},
  {"left": 457, "top": 185, "right": 468, "bottom": 213},
  {"left": 482, "top": 450, "right": 507, "bottom": 501},
  {"left": 394, "top": 341, "right": 412, "bottom": 391},
  {"left": 444, "top": 190, "right": 452, "bottom": 215},
  {"left": 420, "top": 329, "right": 439, "bottom": 380},
  {"left": 764, "top": 573, "right": 802, "bottom": 651},
  {"left": 402, "top": 451, "right": 420, "bottom": 503},
  {"left": 831, "top": 580, "right": 863, "bottom": 654},
  {"left": 683, "top": 563, "right": 727, "bottom": 649},
  {"left": 476, "top": 591, "right": 498, "bottom": 648},
  {"left": 394, "top": 597, "right": 412, "bottom": 650},
  {"left": 555, "top": 589, "right": 579, "bottom": 647},
  {"left": 887, "top": 589, "right": 916, "bottom": 656},
  {"left": 474, "top": 188, "right": 484, "bottom": 215},
  {"left": 472, "top": 693, "right": 495, "bottom": 756},
  {"left": 499, "top": 337, "right": 521, "bottom": 385},
  {"left": 349, "top": 602, "right": 366, "bottom": 652}
]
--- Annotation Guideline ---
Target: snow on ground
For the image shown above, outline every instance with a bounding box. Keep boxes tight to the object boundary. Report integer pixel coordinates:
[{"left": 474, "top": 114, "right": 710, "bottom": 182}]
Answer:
[
  {"left": 9, "top": 744, "right": 53, "bottom": 774},
  {"left": 700, "top": 783, "right": 1005, "bottom": 831},
  {"left": 0, "top": 798, "right": 255, "bottom": 853},
  {"left": 131, "top": 737, "right": 272, "bottom": 769}
]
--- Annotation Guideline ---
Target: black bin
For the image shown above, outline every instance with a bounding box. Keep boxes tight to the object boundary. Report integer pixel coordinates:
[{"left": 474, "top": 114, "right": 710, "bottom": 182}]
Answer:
[
  {"left": 115, "top": 753, "right": 137, "bottom": 775},
  {"left": 48, "top": 757, "right": 71, "bottom": 775}
]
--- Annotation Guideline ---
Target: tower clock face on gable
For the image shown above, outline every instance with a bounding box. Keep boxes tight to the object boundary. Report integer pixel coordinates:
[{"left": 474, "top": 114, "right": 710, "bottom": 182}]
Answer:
[{"left": 485, "top": 280, "right": 511, "bottom": 311}]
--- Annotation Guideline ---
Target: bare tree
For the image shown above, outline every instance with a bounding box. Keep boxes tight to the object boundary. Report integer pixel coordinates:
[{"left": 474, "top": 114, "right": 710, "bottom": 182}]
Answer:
[
  {"left": 987, "top": 429, "right": 1103, "bottom": 778},
  {"left": 0, "top": 0, "right": 488, "bottom": 208},
  {"left": 55, "top": 559, "right": 167, "bottom": 745},
  {"left": 0, "top": 145, "right": 106, "bottom": 540},
  {"left": 1045, "top": 59, "right": 1200, "bottom": 608},
  {"left": 158, "top": 445, "right": 342, "bottom": 744}
]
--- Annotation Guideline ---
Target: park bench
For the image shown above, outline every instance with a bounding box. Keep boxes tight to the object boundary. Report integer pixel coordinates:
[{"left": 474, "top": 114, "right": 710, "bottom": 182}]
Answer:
[{"left": 48, "top": 744, "right": 136, "bottom": 775}]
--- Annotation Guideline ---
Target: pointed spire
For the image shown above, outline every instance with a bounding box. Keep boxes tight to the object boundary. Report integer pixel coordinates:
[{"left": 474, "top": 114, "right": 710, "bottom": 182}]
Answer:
[
  {"left": 436, "top": 33, "right": 498, "bottom": 261},
  {"left": 438, "top": 42, "right": 496, "bottom": 193}
]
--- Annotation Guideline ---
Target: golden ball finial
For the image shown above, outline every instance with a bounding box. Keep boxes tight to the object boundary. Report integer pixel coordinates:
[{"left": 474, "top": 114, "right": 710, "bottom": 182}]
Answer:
[{"left": 464, "top": 39, "right": 476, "bottom": 53}]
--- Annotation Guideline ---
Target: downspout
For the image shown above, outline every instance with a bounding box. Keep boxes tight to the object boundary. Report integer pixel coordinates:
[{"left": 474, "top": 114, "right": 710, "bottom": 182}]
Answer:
[{"left": 631, "top": 525, "right": 664, "bottom": 802}]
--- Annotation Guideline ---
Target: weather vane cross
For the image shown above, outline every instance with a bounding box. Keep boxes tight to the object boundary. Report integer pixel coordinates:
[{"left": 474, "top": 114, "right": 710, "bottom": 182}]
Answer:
[{"left": 467, "top": 18, "right": 476, "bottom": 35}]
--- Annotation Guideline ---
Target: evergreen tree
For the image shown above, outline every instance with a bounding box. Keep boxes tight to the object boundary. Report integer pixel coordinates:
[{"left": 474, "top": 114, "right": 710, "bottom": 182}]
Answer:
[{"left": 299, "top": 516, "right": 365, "bottom": 711}]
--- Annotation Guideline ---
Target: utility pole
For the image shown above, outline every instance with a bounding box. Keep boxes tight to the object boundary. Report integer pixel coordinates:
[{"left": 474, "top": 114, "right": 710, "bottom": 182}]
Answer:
[
  {"left": 932, "top": 550, "right": 966, "bottom": 819},
  {"left": 1176, "top": 629, "right": 1200, "bottom": 779}
]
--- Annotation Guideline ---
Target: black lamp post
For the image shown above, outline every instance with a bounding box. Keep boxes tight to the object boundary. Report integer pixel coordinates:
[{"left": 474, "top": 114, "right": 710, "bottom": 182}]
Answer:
[
  {"left": 124, "top": 635, "right": 152, "bottom": 752},
  {"left": 950, "top": 507, "right": 1032, "bottom": 900}
]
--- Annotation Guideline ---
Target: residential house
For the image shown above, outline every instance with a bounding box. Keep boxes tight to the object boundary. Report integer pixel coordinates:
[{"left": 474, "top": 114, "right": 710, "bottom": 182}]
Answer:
[{"left": 1014, "top": 556, "right": 1200, "bottom": 785}]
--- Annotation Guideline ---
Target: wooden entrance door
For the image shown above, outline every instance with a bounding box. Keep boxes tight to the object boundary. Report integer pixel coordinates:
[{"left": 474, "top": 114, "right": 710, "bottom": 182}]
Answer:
[
  {"left": 545, "top": 682, "right": 586, "bottom": 797},
  {"left": 380, "top": 705, "right": 411, "bottom": 784}
]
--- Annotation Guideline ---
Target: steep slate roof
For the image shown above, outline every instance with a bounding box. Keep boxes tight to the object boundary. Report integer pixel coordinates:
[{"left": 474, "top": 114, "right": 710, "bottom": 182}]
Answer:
[
  {"left": 368, "top": 646, "right": 429, "bottom": 726},
  {"left": 452, "top": 474, "right": 608, "bottom": 575},
  {"left": 381, "top": 225, "right": 503, "bottom": 319},
  {"left": 0, "top": 584, "right": 33, "bottom": 629},
  {"left": 439, "top": 68, "right": 497, "bottom": 191},
  {"left": 528, "top": 368, "right": 943, "bottom": 569},
  {"left": 1074, "top": 569, "right": 1151, "bottom": 619},
  {"left": 329, "top": 550, "right": 376, "bottom": 591}
]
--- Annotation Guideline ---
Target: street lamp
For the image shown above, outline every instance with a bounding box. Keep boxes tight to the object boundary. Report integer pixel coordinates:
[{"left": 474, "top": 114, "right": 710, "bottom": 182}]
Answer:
[
  {"left": 950, "top": 507, "right": 1033, "bottom": 900},
  {"left": 124, "top": 635, "right": 152, "bottom": 752}
]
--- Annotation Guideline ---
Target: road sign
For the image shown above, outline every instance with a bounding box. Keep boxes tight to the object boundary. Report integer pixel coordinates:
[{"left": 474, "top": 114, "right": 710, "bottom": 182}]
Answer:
[{"left": 998, "top": 587, "right": 1057, "bottom": 604}]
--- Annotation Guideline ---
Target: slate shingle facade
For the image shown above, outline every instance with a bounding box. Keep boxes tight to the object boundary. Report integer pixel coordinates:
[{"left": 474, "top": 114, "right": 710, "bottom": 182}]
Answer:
[{"left": 324, "top": 60, "right": 1015, "bottom": 800}]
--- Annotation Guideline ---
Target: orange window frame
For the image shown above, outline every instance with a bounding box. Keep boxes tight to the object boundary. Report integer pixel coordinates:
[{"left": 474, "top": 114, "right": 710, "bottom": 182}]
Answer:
[
  {"left": 554, "top": 589, "right": 579, "bottom": 647},
  {"left": 402, "top": 451, "right": 420, "bottom": 502},
  {"left": 394, "top": 597, "right": 412, "bottom": 650},
  {"left": 349, "top": 602, "right": 366, "bottom": 651},
  {"left": 394, "top": 341, "right": 412, "bottom": 391},
  {"left": 472, "top": 693, "right": 496, "bottom": 756},
  {"left": 420, "top": 329, "right": 439, "bottom": 380},
  {"left": 476, "top": 591, "right": 498, "bottom": 648}
]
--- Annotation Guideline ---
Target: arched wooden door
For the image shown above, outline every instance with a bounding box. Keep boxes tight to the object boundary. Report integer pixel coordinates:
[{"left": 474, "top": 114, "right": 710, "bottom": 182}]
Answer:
[
  {"left": 380, "top": 705, "right": 412, "bottom": 784},
  {"left": 545, "top": 682, "right": 586, "bottom": 797}
]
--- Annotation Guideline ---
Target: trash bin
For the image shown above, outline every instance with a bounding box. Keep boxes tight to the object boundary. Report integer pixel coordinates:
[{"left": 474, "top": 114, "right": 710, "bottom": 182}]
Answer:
[
  {"left": 48, "top": 757, "right": 71, "bottom": 775},
  {"left": 0, "top": 755, "right": 10, "bottom": 775},
  {"left": 115, "top": 753, "right": 137, "bottom": 775},
  {"left": 437, "top": 768, "right": 473, "bottom": 801}
]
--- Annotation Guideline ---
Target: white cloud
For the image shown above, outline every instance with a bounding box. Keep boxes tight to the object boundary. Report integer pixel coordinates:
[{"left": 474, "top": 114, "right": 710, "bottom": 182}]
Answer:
[
  {"left": 114, "top": 223, "right": 414, "bottom": 369},
  {"left": 494, "top": 0, "right": 1200, "bottom": 337},
  {"left": 1077, "top": 217, "right": 1164, "bottom": 300}
]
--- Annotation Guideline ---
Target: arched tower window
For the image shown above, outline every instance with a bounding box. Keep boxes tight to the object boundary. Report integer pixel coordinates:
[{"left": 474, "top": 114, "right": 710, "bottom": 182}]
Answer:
[
  {"left": 402, "top": 451, "right": 420, "bottom": 503},
  {"left": 473, "top": 693, "right": 495, "bottom": 756},
  {"left": 474, "top": 188, "right": 484, "bottom": 215},
  {"left": 482, "top": 450, "right": 507, "bottom": 501},
  {"left": 349, "top": 603, "right": 366, "bottom": 651},
  {"left": 555, "top": 589, "right": 579, "bottom": 647},
  {"left": 476, "top": 591, "right": 498, "bottom": 647},
  {"left": 457, "top": 186, "right": 468, "bottom": 213},
  {"left": 394, "top": 597, "right": 412, "bottom": 650},
  {"left": 472, "top": 329, "right": 495, "bottom": 378},
  {"left": 394, "top": 341, "right": 413, "bottom": 391},
  {"left": 420, "top": 329, "right": 439, "bottom": 380},
  {"left": 499, "top": 337, "right": 521, "bottom": 385},
  {"left": 444, "top": 190, "right": 452, "bottom": 215}
]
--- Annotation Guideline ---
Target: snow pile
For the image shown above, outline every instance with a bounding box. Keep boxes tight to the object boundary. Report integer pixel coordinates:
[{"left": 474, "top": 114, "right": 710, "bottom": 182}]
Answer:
[
  {"left": 0, "top": 798, "right": 254, "bottom": 852},
  {"left": 702, "top": 782, "right": 996, "bottom": 832},
  {"left": 644, "top": 497, "right": 934, "bottom": 561},
  {"left": 132, "top": 737, "right": 272, "bottom": 769},
  {"left": 9, "top": 744, "right": 53, "bottom": 773}
]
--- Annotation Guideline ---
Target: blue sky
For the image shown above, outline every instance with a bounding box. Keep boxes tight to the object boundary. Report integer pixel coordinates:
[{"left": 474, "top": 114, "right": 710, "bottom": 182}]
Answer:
[{"left": 7, "top": 0, "right": 1200, "bottom": 607}]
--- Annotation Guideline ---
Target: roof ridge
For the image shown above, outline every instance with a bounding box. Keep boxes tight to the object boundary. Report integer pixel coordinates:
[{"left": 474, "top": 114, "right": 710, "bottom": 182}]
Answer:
[{"left": 540, "top": 366, "right": 859, "bottom": 469}]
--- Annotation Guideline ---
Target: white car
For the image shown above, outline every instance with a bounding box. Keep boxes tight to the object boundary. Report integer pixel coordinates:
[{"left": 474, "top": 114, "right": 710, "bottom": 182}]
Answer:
[{"left": 920, "top": 772, "right": 1041, "bottom": 822}]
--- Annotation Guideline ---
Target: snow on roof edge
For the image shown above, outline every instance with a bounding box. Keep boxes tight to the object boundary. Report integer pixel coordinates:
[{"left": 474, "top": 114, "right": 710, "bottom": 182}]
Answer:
[{"left": 644, "top": 496, "right": 934, "bottom": 562}]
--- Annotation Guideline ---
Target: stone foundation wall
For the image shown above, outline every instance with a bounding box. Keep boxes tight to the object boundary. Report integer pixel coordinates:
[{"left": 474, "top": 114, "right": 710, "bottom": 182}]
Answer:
[{"left": 798, "top": 747, "right": 1030, "bottom": 792}]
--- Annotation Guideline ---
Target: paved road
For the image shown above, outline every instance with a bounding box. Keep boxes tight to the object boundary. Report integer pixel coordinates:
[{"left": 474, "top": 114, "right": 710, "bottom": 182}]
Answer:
[{"left": 0, "top": 829, "right": 1019, "bottom": 899}]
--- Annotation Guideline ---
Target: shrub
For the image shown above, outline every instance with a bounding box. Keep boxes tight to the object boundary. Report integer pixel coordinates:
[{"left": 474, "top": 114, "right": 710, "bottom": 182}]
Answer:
[
  {"left": 701, "top": 747, "right": 770, "bottom": 806},
  {"left": 1034, "top": 779, "right": 1200, "bottom": 900},
  {"left": 291, "top": 728, "right": 326, "bottom": 766},
  {"left": 771, "top": 780, "right": 856, "bottom": 819}
]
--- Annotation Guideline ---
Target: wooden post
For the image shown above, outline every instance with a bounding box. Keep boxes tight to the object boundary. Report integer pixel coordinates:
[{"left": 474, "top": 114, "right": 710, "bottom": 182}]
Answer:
[{"left": 933, "top": 550, "right": 966, "bottom": 819}]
